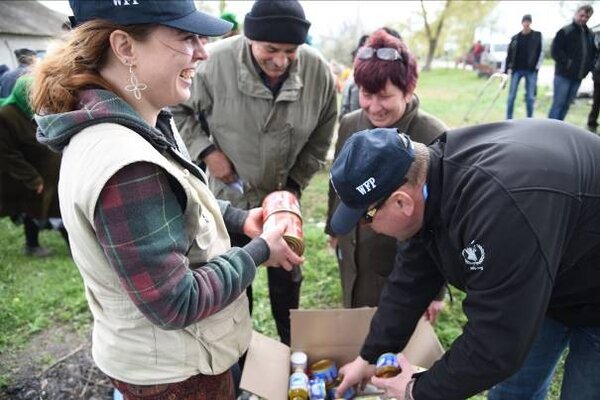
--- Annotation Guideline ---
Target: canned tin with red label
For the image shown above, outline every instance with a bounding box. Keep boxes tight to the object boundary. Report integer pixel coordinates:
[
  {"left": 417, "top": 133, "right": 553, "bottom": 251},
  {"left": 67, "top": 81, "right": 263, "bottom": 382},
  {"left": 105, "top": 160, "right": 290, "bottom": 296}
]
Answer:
[{"left": 262, "top": 191, "right": 304, "bottom": 256}]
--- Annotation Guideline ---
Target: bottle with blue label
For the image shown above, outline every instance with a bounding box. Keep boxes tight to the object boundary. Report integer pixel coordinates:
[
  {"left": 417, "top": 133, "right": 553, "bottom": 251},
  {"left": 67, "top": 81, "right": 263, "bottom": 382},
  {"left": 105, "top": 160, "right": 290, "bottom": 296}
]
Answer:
[{"left": 288, "top": 370, "right": 309, "bottom": 400}]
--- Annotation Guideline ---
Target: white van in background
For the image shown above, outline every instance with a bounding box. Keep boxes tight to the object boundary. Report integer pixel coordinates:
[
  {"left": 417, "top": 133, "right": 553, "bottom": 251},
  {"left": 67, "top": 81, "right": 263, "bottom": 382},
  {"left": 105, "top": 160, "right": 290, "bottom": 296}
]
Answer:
[{"left": 478, "top": 42, "right": 508, "bottom": 77}]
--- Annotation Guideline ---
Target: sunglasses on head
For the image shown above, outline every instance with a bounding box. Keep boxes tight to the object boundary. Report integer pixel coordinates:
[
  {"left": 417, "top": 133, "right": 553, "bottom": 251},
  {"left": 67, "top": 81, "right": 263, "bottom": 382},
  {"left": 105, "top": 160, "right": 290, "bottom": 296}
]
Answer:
[{"left": 356, "top": 46, "right": 403, "bottom": 61}]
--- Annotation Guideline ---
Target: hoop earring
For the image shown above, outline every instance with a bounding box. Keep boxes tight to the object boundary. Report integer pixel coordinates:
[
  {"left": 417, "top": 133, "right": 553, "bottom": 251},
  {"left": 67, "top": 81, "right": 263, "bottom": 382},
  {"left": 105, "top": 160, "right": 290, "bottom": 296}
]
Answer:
[{"left": 124, "top": 61, "right": 147, "bottom": 100}]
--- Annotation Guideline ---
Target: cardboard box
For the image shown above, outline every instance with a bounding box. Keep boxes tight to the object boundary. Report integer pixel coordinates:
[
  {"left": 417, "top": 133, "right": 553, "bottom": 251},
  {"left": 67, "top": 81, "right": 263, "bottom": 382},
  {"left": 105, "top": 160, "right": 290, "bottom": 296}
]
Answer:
[{"left": 241, "top": 307, "right": 444, "bottom": 400}]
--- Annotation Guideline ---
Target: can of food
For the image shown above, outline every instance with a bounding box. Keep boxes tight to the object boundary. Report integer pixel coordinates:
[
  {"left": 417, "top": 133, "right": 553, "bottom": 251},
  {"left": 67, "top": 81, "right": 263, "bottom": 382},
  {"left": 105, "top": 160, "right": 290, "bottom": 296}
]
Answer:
[
  {"left": 308, "top": 378, "right": 327, "bottom": 400},
  {"left": 309, "top": 359, "right": 338, "bottom": 387},
  {"left": 375, "top": 352, "right": 401, "bottom": 378},
  {"left": 290, "top": 351, "right": 308, "bottom": 373},
  {"left": 326, "top": 379, "right": 355, "bottom": 399},
  {"left": 262, "top": 191, "right": 304, "bottom": 256}
]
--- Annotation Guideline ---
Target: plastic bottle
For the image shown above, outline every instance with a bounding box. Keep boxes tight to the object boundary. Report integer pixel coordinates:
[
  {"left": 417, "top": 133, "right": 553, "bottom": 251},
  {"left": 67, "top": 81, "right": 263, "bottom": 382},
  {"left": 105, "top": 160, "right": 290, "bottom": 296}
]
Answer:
[{"left": 288, "top": 370, "right": 309, "bottom": 400}]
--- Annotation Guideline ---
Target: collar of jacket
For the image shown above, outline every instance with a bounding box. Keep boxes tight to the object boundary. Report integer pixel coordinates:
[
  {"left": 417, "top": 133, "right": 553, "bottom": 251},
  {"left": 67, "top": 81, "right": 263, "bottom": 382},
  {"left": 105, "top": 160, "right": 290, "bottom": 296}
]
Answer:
[
  {"left": 237, "top": 37, "right": 303, "bottom": 102},
  {"left": 422, "top": 133, "right": 445, "bottom": 233}
]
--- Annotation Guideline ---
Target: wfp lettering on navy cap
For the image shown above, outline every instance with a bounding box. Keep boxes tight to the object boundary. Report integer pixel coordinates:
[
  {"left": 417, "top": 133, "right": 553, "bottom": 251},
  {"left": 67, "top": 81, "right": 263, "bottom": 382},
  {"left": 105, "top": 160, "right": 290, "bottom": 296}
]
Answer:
[
  {"left": 68, "top": 0, "right": 232, "bottom": 37},
  {"left": 329, "top": 128, "right": 415, "bottom": 235}
]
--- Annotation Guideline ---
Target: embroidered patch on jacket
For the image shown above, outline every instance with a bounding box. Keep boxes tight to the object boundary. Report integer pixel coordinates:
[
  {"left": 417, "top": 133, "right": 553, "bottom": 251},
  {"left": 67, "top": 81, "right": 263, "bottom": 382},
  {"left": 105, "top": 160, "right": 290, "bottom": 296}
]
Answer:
[{"left": 462, "top": 240, "right": 485, "bottom": 271}]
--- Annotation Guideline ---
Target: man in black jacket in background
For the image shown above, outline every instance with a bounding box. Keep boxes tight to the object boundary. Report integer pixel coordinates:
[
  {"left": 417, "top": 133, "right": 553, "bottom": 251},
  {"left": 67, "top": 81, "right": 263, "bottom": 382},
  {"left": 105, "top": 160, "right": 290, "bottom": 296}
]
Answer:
[
  {"left": 505, "top": 14, "right": 542, "bottom": 119},
  {"left": 548, "top": 4, "right": 595, "bottom": 120},
  {"left": 330, "top": 122, "right": 600, "bottom": 400}
]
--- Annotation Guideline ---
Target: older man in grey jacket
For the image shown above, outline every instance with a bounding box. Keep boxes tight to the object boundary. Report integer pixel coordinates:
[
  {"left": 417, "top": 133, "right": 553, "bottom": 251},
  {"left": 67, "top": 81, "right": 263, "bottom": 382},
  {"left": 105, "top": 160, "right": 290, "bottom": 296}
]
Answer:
[{"left": 173, "top": 0, "right": 337, "bottom": 345}]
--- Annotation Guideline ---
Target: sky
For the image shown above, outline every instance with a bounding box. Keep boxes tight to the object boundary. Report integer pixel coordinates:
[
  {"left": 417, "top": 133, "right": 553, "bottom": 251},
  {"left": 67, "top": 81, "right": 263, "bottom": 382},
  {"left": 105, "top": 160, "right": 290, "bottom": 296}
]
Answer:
[{"left": 40, "top": 1, "right": 598, "bottom": 45}]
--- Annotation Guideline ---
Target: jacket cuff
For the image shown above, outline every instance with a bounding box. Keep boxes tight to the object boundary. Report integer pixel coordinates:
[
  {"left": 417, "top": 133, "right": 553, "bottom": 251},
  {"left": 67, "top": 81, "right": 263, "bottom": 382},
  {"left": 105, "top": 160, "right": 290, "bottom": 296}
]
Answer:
[
  {"left": 199, "top": 144, "right": 217, "bottom": 160},
  {"left": 243, "top": 237, "right": 270, "bottom": 265},
  {"left": 434, "top": 285, "right": 447, "bottom": 301},
  {"left": 404, "top": 378, "right": 416, "bottom": 400},
  {"left": 222, "top": 204, "right": 249, "bottom": 234}
]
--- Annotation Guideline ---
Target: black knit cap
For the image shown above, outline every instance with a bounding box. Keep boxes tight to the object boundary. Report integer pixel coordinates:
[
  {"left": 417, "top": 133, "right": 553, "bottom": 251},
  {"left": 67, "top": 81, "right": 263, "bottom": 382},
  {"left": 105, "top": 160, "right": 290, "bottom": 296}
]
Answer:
[{"left": 244, "top": 0, "right": 311, "bottom": 45}]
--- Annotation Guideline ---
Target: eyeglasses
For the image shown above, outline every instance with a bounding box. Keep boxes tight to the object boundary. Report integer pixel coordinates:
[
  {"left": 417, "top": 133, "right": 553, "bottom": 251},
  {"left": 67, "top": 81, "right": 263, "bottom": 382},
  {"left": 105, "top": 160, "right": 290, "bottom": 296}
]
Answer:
[
  {"left": 356, "top": 47, "right": 403, "bottom": 61},
  {"left": 361, "top": 196, "right": 389, "bottom": 224}
]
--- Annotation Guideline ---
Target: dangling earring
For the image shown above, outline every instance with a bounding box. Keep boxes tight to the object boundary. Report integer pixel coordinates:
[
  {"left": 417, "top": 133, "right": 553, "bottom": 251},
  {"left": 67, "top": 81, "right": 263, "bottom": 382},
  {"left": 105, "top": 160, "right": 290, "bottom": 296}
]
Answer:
[{"left": 124, "top": 60, "right": 147, "bottom": 100}]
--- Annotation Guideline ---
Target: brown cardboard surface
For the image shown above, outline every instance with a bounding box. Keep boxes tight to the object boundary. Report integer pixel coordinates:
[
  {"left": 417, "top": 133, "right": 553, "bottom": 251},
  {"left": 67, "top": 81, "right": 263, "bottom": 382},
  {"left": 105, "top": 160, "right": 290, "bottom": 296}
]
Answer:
[
  {"left": 240, "top": 308, "right": 444, "bottom": 399},
  {"left": 400, "top": 317, "right": 445, "bottom": 368},
  {"left": 239, "top": 332, "right": 290, "bottom": 400},
  {"left": 290, "top": 307, "right": 377, "bottom": 366}
]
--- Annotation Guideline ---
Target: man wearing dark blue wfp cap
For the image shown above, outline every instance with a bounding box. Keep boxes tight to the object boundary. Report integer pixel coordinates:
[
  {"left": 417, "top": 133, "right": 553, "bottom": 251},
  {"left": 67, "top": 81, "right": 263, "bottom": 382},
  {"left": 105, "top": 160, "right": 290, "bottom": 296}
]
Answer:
[
  {"left": 174, "top": 0, "right": 337, "bottom": 345},
  {"left": 331, "top": 121, "right": 600, "bottom": 399}
]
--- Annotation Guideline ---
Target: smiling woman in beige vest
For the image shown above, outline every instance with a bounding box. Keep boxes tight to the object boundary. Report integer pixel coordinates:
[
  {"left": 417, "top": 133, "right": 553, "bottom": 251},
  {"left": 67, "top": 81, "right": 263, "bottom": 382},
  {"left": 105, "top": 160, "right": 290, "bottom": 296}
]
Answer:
[{"left": 30, "top": 1, "right": 302, "bottom": 399}]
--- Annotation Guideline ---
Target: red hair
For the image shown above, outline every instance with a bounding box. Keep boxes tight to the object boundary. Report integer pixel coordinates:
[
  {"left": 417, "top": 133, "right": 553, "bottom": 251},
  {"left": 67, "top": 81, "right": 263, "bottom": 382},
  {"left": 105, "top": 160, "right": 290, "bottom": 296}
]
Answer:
[{"left": 353, "top": 29, "right": 418, "bottom": 95}]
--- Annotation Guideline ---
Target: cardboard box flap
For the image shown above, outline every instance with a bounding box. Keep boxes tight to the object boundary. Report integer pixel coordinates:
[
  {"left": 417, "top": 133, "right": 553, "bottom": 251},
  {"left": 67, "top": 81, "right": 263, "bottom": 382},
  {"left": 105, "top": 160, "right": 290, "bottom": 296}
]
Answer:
[
  {"left": 290, "top": 307, "right": 377, "bottom": 366},
  {"left": 291, "top": 307, "right": 376, "bottom": 347},
  {"left": 401, "top": 318, "right": 445, "bottom": 369},
  {"left": 240, "top": 331, "right": 290, "bottom": 400}
]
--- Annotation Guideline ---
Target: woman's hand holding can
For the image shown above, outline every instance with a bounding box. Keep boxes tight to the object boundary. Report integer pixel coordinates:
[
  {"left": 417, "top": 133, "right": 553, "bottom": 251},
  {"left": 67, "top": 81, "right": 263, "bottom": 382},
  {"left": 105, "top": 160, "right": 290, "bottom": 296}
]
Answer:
[{"left": 260, "top": 220, "right": 304, "bottom": 271}]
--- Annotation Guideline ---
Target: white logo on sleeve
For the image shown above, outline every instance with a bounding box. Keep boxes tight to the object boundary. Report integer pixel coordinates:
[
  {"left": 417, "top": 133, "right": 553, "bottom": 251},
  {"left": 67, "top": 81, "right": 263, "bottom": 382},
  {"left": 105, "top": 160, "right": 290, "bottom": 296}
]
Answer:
[
  {"left": 113, "top": 0, "right": 139, "bottom": 6},
  {"left": 356, "top": 177, "right": 376, "bottom": 195},
  {"left": 462, "top": 240, "right": 485, "bottom": 270}
]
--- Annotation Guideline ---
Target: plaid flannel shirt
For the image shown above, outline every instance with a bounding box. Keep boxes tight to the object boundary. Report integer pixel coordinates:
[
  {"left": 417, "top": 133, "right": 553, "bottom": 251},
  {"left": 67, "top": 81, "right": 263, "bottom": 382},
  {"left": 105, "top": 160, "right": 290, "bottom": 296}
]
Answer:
[{"left": 93, "top": 161, "right": 256, "bottom": 329}]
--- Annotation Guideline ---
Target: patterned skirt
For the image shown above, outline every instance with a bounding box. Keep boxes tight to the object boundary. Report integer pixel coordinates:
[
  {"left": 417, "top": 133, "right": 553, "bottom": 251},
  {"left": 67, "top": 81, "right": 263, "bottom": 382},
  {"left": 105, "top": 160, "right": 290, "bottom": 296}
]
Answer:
[{"left": 110, "top": 370, "right": 234, "bottom": 400}]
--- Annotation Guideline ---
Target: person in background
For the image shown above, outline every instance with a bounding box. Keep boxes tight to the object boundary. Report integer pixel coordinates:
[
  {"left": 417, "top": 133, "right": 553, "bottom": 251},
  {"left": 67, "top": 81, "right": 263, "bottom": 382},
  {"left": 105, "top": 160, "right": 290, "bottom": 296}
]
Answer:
[
  {"left": 504, "top": 14, "right": 543, "bottom": 119},
  {"left": 0, "top": 76, "right": 64, "bottom": 257},
  {"left": 326, "top": 29, "right": 447, "bottom": 318},
  {"left": 472, "top": 40, "right": 484, "bottom": 68},
  {"left": 548, "top": 4, "right": 595, "bottom": 120},
  {"left": 587, "top": 31, "right": 600, "bottom": 131},
  {"left": 330, "top": 122, "right": 600, "bottom": 400},
  {"left": 0, "top": 64, "right": 9, "bottom": 78},
  {"left": 0, "top": 48, "right": 37, "bottom": 97},
  {"left": 340, "top": 27, "right": 403, "bottom": 120},
  {"left": 173, "top": 0, "right": 337, "bottom": 345},
  {"left": 339, "top": 34, "right": 368, "bottom": 120},
  {"left": 31, "top": 0, "right": 301, "bottom": 398}
]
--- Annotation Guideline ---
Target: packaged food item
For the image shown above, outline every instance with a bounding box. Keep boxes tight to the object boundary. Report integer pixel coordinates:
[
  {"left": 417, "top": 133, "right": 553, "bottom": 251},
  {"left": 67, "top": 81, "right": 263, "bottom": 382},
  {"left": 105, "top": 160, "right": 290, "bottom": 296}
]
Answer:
[
  {"left": 308, "top": 378, "right": 327, "bottom": 400},
  {"left": 374, "top": 352, "right": 401, "bottom": 378},
  {"left": 288, "top": 370, "right": 309, "bottom": 400},
  {"left": 262, "top": 191, "right": 304, "bottom": 256},
  {"left": 326, "top": 377, "right": 355, "bottom": 400},
  {"left": 291, "top": 351, "right": 308, "bottom": 373},
  {"left": 309, "top": 359, "right": 338, "bottom": 388}
]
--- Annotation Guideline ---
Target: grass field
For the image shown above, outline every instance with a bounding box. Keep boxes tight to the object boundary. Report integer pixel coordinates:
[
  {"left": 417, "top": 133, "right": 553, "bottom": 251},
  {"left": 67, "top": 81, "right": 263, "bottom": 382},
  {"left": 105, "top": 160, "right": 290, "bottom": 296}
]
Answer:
[{"left": 1, "top": 67, "right": 586, "bottom": 398}]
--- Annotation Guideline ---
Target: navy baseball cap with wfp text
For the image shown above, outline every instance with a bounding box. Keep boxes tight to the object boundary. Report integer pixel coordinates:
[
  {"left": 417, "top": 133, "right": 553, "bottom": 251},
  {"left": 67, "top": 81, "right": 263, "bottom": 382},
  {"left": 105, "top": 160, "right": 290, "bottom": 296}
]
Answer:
[
  {"left": 330, "top": 128, "right": 415, "bottom": 235},
  {"left": 68, "top": 0, "right": 232, "bottom": 37}
]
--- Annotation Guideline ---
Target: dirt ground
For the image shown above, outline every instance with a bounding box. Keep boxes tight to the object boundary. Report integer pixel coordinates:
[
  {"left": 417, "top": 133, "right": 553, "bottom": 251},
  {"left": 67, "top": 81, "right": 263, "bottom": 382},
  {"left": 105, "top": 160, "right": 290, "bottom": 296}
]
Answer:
[{"left": 0, "top": 324, "right": 113, "bottom": 400}]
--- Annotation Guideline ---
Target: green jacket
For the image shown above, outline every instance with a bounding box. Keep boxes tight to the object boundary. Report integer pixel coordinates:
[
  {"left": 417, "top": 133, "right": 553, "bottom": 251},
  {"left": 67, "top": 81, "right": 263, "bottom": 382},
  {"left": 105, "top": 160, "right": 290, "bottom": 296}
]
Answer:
[
  {"left": 174, "top": 35, "right": 337, "bottom": 208},
  {"left": 0, "top": 104, "right": 60, "bottom": 219},
  {"left": 326, "top": 97, "right": 447, "bottom": 308}
]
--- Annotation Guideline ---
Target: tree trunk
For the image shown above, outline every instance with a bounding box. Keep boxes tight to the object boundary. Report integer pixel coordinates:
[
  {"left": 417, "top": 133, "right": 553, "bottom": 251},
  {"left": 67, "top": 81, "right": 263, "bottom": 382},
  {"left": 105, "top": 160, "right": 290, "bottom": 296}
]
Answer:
[{"left": 423, "top": 39, "right": 438, "bottom": 71}]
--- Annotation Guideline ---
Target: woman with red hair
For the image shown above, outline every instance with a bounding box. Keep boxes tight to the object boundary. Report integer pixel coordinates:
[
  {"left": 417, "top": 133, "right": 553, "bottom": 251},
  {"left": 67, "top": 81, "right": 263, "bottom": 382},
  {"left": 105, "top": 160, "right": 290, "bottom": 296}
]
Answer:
[{"left": 326, "top": 29, "right": 447, "bottom": 316}]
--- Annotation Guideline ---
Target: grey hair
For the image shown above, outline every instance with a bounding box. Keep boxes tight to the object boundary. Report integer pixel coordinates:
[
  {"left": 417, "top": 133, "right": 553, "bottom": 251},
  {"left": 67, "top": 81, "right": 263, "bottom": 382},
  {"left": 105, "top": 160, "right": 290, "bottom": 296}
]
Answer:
[{"left": 404, "top": 142, "right": 429, "bottom": 186}]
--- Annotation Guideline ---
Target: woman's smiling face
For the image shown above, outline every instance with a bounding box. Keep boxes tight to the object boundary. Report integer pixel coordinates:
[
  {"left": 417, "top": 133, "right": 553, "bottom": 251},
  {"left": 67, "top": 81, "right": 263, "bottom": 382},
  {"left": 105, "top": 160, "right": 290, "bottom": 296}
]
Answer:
[{"left": 133, "top": 25, "right": 207, "bottom": 109}]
